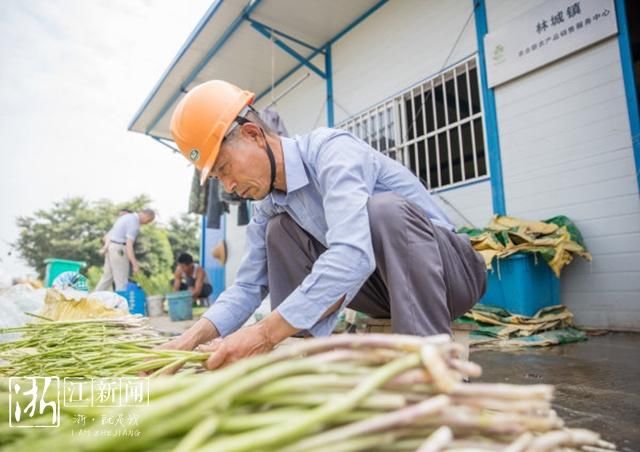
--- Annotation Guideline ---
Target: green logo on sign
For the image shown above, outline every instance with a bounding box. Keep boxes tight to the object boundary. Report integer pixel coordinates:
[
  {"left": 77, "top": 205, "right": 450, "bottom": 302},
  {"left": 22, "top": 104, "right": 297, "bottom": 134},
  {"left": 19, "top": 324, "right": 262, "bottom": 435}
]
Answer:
[{"left": 189, "top": 149, "right": 200, "bottom": 162}]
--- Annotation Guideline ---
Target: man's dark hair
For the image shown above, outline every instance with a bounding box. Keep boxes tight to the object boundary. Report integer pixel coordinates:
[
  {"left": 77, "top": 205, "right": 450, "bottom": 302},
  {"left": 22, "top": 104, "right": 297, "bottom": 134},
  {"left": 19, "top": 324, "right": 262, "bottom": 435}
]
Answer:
[{"left": 177, "top": 253, "right": 194, "bottom": 265}]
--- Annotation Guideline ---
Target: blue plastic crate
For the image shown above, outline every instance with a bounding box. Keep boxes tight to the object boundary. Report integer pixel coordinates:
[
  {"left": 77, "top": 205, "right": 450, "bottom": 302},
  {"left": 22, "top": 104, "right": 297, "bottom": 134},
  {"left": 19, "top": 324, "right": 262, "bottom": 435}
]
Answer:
[{"left": 478, "top": 253, "right": 560, "bottom": 316}]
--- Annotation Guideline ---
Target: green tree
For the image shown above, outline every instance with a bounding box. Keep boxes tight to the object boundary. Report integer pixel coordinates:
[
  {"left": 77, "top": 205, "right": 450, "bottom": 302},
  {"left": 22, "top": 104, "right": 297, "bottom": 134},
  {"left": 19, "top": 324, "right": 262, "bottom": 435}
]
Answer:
[
  {"left": 15, "top": 197, "right": 104, "bottom": 278},
  {"left": 14, "top": 195, "right": 156, "bottom": 281},
  {"left": 166, "top": 213, "right": 201, "bottom": 264},
  {"left": 14, "top": 195, "right": 201, "bottom": 295},
  {"left": 131, "top": 226, "right": 175, "bottom": 295}
]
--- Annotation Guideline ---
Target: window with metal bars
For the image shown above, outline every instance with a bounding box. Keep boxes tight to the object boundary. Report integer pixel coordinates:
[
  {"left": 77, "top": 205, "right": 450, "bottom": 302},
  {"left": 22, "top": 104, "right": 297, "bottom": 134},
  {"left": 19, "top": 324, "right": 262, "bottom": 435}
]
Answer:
[{"left": 340, "top": 56, "right": 488, "bottom": 190}]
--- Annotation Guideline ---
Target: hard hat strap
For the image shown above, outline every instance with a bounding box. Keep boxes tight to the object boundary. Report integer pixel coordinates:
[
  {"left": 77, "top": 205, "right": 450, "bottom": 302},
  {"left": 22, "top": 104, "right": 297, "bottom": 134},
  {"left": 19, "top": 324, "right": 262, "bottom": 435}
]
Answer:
[
  {"left": 225, "top": 105, "right": 276, "bottom": 195},
  {"left": 260, "top": 128, "right": 277, "bottom": 194},
  {"left": 224, "top": 105, "right": 253, "bottom": 138}
]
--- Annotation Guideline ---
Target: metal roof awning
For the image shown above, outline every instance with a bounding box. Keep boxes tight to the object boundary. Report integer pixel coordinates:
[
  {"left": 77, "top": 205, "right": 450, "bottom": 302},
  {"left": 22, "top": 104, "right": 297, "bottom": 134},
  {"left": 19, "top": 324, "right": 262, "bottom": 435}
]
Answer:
[{"left": 128, "top": 0, "right": 388, "bottom": 142}]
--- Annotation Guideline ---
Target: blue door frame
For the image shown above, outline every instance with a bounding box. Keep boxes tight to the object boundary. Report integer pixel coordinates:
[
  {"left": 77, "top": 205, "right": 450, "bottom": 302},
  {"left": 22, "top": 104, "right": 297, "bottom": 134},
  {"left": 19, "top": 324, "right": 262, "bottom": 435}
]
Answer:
[
  {"left": 201, "top": 214, "right": 225, "bottom": 300},
  {"left": 614, "top": 0, "right": 640, "bottom": 193},
  {"left": 473, "top": 0, "right": 506, "bottom": 215}
]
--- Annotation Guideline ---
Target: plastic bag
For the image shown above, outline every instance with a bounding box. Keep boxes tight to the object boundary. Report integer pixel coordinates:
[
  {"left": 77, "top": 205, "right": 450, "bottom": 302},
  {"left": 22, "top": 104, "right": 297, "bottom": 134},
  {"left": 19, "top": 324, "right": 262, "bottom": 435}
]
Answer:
[
  {"left": 0, "top": 284, "right": 47, "bottom": 341},
  {"left": 88, "top": 291, "right": 129, "bottom": 312},
  {"left": 52, "top": 271, "right": 89, "bottom": 291}
]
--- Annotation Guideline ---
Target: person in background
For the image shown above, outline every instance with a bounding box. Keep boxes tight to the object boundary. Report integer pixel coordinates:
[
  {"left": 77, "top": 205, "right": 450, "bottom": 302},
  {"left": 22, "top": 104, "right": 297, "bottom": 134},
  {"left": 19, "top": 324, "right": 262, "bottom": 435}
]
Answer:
[
  {"left": 99, "top": 209, "right": 134, "bottom": 253},
  {"left": 173, "top": 252, "right": 213, "bottom": 303},
  {"left": 96, "top": 209, "right": 155, "bottom": 291}
]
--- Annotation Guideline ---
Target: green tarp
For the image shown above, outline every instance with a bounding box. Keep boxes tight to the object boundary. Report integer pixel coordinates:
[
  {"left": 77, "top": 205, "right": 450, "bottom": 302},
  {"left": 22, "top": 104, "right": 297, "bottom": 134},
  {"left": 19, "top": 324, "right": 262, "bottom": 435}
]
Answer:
[{"left": 455, "top": 304, "right": 587, "bottom": 348}]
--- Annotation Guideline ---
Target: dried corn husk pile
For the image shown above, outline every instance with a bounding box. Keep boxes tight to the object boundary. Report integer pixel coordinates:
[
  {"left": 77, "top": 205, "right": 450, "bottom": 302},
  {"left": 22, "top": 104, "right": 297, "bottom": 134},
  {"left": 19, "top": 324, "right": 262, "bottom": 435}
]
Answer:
[{"left": 0, "top": 334, "right": 616, "bottom": 452}]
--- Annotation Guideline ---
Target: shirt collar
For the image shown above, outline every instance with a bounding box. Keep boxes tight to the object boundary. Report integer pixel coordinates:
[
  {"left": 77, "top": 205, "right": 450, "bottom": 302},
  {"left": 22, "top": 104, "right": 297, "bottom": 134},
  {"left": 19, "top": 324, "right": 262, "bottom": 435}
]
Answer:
[{"left": 272, "top": 136, "right": 309, "bottom": 205}]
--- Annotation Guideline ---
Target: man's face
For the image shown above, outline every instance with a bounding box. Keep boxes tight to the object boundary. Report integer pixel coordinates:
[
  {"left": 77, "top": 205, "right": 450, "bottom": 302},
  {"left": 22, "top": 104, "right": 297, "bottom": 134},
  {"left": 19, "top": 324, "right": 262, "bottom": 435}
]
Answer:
[
  {"left": 210, "top": 124, "right": 272, "bottom": 200},
  {"left": 140, "top": 214, "right": 154, "bottom": 225},
  {"left": 178, "top": 263, "right": 193, "bottom": 274}
]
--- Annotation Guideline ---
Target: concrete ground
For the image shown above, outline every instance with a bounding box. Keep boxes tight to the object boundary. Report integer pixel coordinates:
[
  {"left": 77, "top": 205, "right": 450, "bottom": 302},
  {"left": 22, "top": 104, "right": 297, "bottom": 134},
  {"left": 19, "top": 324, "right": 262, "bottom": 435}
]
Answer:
[
  {"left": 472, "top": 333, "right": 640, "bottom": 451},
  {"left": 147, "top": 314, "right": 198, "bottom": 336}
]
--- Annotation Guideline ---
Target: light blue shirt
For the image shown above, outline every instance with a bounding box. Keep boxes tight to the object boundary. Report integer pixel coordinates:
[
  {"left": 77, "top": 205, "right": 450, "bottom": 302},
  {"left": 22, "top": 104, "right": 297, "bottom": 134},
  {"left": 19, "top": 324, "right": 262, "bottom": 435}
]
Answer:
[
  {"left": 108, "top": 213, "right": 140, "bottom": 243},
  {"left": 203, "top": 128, "right": 454, "bottom": 337}
]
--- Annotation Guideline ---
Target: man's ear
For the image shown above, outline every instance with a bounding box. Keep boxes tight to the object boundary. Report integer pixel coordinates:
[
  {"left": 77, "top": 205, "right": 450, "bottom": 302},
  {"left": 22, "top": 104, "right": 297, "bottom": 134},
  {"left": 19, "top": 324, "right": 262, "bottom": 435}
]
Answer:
[{"left": 241, "top": 122, "right": 262, "bottom": 143}]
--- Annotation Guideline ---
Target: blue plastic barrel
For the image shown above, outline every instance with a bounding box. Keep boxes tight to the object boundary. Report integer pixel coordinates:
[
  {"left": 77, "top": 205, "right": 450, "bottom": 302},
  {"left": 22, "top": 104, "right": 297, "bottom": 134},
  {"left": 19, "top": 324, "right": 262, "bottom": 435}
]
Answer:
[
  {"left": 116, "top": 283, "right": 147, "bottom": 316},
  {"left": 166, "top": 291, "right": 193, "bottom": 321},
  {"left": 478, "top": 253, "right": 560, "bottom": 316}
]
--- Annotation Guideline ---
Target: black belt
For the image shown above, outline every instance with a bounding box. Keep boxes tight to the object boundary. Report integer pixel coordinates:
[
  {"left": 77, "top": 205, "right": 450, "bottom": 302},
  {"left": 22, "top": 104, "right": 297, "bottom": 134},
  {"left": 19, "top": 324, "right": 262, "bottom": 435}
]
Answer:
[{"left": 110, "top": 240, "right": 126, "bottom": 245}]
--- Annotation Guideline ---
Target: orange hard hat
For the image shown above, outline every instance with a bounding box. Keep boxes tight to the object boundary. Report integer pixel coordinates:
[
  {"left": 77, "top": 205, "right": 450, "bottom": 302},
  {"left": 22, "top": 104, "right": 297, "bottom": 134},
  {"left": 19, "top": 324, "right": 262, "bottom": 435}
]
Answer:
[{"left": 170, "top": 80, "right": 255, "bottom": 185}]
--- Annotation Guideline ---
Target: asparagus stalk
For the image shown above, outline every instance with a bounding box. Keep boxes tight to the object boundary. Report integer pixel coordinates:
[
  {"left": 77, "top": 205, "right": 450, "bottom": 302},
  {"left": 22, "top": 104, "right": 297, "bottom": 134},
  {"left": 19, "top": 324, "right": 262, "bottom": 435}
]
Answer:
[
  {"left": 198, "top": 353, "right": 422, "bottom": 452},
  {"left": 0, "top": 332, "right": 617, "bottom": 452},
  {"left": 282, "top": 395, "right": 450, "bottom": 451},
  {"left": 418, "top": 426, "right": 454, "bottom": 452}
]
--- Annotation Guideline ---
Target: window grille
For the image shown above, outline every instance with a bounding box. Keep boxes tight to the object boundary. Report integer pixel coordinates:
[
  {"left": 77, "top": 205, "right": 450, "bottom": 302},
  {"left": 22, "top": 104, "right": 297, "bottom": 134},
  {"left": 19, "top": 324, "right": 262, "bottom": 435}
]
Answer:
[{"left": 340, "top": 56, "right": 488, "bottom": 190}]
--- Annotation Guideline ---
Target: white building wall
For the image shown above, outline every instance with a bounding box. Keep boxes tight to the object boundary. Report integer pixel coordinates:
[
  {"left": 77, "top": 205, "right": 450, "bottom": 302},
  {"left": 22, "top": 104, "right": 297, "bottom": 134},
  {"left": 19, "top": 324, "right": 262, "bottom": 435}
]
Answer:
[
  {"left": 224, "top": 204, "right": 248, "bottom": 289},
  {"left": 257, "top": 0, "right": 480, "bottom": 131},
  {"left": 330, "top": 0, "right": 478, "bottom": 125},
  {"left": 433, "top": 180, "right": 494, "bottom": 230},
  {"left": 247, "top": 0, "right": 496, "bottom": 285},
  {"left": 487, "top": 0, "right": 640, "bottom": 330},
  {"left": 243, "top": 0, "right": 640, "bottom": 330},
  {"left": 254, "top": 52, "right": 328, "bottom": 136},
  {"left": 254, "top": 0, "right": 494, "bottom": 227}
]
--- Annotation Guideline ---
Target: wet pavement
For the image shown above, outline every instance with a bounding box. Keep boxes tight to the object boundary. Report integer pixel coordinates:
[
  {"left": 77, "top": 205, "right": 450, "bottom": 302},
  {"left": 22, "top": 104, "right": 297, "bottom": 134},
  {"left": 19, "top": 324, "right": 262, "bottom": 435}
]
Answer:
[{"left": 472, "top": 333, "right": 640, "bottom": 451}]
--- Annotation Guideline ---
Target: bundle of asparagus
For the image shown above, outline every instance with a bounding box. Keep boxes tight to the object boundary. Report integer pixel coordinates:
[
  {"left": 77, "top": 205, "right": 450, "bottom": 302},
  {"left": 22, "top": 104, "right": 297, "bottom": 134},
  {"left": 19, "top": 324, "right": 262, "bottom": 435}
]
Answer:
[
  {"left": 0, "top": 334, "right": 616, "bottom": 452},
  {"left": 0, "top": 315, "right": 209, "bottom": 377}
]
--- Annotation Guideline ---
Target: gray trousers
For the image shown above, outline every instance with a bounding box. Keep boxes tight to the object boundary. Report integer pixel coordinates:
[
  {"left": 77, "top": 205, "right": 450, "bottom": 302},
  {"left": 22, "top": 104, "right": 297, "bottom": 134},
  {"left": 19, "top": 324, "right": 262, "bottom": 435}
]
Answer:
[
  {"left": 95, "top": 243, "right": 130, "bottom": 292},
  {"left": 265, "top": 192, "right": 487, "bottom": 336}
]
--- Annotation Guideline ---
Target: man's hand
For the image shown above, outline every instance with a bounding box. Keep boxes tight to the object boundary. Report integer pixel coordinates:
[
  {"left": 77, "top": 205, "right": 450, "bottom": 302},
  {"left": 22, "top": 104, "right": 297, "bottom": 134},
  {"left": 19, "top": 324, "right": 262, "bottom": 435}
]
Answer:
[
  {"left": 161, "top": 318, "right": 220, "bottom": 351},
  {"left": 199, "top": 311, "right": 299, "bottom": 370},
  {"left": 131, "top": 262, "right": 140, "bottom": 274},
  {"left": 198, "top": 323, "right": 274, "bottom": 370},
  {"left": 145, "top": 318, "right": 220, "bottom": 375},
  {"left": 100, "top": 234, "right": 109, "bottom": 255},
  {"left": 156, "top": 335, "right": 193, "bottom": 352}
]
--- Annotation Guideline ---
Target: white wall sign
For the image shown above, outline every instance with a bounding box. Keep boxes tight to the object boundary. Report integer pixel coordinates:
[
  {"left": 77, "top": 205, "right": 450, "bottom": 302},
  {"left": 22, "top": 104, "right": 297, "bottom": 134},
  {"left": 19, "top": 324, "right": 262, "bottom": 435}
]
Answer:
[{"left": 484, "top": 0, "right": 618, "bottom": 88}]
